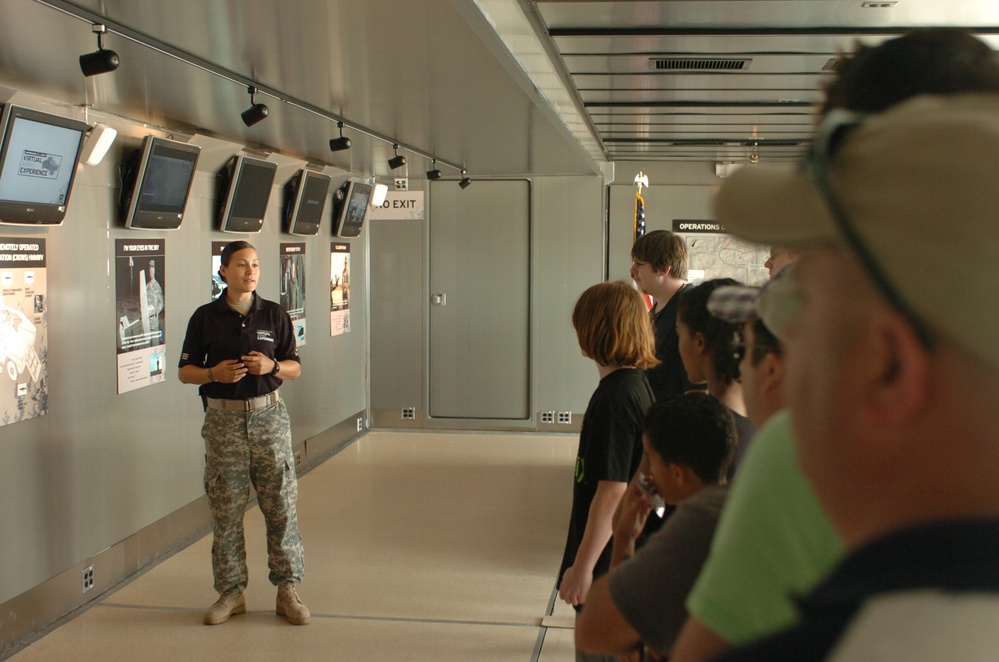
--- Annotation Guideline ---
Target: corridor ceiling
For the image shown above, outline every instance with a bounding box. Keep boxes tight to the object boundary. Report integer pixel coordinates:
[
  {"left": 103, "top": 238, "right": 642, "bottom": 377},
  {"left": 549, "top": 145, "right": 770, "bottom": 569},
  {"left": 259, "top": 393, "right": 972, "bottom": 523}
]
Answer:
[
  {"left": 6, "top": 0, "right": 999, "bottom": 177},
  {"left": 528, "top": 0, "right": 999, "bottom": 164}
]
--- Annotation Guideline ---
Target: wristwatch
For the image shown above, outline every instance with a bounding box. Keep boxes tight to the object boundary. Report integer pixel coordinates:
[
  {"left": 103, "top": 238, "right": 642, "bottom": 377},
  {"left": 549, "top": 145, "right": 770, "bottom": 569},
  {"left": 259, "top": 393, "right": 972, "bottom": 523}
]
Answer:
[{"left": 270, "top": 359, "right": 280, "bottom": 376}]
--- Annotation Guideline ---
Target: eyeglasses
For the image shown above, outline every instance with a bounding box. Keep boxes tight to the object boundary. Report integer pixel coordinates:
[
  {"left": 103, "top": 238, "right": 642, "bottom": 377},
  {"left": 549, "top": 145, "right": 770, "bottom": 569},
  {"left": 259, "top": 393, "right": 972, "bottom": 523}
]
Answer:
[{"left": 807, "top": 110, "right": 934, "bottom": 350}]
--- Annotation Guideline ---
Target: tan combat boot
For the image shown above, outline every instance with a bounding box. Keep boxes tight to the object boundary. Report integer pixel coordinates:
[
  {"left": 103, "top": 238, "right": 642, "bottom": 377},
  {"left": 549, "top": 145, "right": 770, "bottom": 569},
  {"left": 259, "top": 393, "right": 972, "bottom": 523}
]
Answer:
[
  {"left": 203, "top": 589, "right": 246, "bottom": 625},
  {"left": 276, "top": 581, "right": 310, "bottom": 625}
]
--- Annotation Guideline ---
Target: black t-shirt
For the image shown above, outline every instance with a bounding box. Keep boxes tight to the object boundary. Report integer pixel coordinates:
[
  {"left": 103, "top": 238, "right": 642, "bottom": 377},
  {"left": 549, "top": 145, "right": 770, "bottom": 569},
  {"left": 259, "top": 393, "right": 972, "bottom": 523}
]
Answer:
[
  {"left": 179, "top": 289, "right": 300, "bottom": 400},
  {"left": 645, "top": 283, "right": 703, "bottom": 401},
  {"left": 558, "top": 368, "right": 654, "bottom": 592}
]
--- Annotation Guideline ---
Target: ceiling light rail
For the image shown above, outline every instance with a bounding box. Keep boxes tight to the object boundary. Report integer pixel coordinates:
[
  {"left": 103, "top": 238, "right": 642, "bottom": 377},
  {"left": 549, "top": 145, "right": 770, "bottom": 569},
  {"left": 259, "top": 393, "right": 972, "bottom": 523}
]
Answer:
[{"left": 37, "top": 0, "right": 464, "bottom": 173}]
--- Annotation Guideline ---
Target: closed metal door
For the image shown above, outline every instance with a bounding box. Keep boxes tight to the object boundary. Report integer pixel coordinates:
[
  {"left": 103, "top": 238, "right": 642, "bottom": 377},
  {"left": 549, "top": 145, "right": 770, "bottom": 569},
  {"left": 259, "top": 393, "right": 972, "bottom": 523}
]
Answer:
[{"left": 429, "top": 179, "right": 531, "bottom": 420}]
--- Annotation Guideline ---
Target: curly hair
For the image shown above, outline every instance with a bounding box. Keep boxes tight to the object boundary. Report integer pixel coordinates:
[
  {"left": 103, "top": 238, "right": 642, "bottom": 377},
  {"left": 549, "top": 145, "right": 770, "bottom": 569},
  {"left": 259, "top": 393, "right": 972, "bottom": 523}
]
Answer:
[
  {"left": 821, "top": 29, "right": 999, "bottom": 117},
  {"left": 677, "top": 278, "right": 743, "bottom": 385},
  {"left": 643, "top": 392, "right": 737, "bottom": 483}
]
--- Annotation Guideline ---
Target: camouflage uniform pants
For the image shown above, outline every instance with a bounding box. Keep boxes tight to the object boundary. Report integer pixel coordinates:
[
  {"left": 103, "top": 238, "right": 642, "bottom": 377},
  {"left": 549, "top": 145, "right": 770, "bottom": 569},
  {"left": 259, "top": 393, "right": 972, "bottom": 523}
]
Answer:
[{"left": 202, "top": 398, "right": 305, "bottom": 594}]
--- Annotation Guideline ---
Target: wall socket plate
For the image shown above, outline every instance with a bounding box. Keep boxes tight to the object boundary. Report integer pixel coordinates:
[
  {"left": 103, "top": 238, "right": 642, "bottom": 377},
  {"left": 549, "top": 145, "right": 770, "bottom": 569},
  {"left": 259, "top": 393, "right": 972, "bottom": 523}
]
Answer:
[
  {"left": 356, "top": 417, "right": 364, "bottom": 432},
  {"left": 401, "top": 407, "right": 416, "bottom": 420},
  {"left": 540, "top": 411, "right": 555, "bottom": 424},
  {"left": 82, "top": 565, "right": 94, "bottom": 593},
  {"left": 557, "top": 411, "right": 572, "bottom": 424}
]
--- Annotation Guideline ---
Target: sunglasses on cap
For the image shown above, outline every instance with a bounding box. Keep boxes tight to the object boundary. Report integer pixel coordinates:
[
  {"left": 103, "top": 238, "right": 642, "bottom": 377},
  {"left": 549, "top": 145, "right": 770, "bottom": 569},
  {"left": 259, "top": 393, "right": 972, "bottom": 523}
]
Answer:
[{"left": 807, "top": 109, "right": 935, "bottom": 350}]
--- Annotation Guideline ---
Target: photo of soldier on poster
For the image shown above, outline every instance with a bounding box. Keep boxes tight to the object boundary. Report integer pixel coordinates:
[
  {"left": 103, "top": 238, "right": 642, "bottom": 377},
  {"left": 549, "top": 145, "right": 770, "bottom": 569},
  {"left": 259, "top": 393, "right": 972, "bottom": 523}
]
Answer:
[
  {"left": 280, "top": 243, "right": 307, "bottom": 346},
  {"left": 114, "top": 239, "right": 166, "bottom": 393}
]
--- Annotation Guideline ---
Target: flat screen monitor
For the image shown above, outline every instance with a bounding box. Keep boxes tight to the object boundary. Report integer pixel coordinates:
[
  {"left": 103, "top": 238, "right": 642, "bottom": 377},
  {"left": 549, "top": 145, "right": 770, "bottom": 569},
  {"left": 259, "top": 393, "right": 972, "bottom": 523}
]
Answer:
[
  {"left": 120, "top": 136, "right": 201, "bottom": 230},
  {"left": 218, "top": 154, "right": 277, "bottom": 233},
  {"left": 0, "top": 104, "right": 90, "bottom": 226},
  {"left": 332, "top": 180, "right": 373, "bottom": 238},
  {"left": 285, "top": 169, "right": 331, "bottom": 236}
]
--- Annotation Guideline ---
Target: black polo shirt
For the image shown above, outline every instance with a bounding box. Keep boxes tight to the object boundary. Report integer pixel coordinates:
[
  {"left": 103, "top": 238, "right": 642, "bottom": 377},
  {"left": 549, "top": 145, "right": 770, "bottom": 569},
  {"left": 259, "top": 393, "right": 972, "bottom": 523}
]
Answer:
[{"left": 179, "top": 289, "right": 300, "bottom": 400}]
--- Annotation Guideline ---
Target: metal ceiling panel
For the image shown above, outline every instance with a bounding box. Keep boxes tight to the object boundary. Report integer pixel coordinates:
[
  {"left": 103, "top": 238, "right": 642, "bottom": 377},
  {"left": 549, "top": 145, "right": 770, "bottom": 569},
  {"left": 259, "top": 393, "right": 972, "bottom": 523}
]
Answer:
[{"left": 529, "top": 0, "right": 999, "bottom": 163}]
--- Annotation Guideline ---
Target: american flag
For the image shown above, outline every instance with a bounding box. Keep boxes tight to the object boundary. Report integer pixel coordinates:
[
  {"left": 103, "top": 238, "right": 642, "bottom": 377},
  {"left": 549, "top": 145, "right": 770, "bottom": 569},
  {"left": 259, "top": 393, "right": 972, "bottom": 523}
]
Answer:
[{"left": 634, "top": 190, "right": 646, "bottom": 243}]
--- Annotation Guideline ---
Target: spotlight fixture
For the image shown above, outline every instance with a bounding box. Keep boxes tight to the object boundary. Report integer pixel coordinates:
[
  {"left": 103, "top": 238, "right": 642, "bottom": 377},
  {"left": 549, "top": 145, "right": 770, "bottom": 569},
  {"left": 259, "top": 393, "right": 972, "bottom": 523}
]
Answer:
[
  {"left": 749, "top": 141, "right": 760, "bottom": 164},
  {"left": 241, "top": 86, "right": 269, "bottom": 127},
  {"left": 79, "top": 24, "right": 119, "bottom": 77},
  {"left": 426, "top": 159, "right": 442, "bottom": 180},
  {"left": 459, "top": 170, "right": 471, "bottom": 189},
  {"left": 329, "top": 121, "right": 351, "bottom": 152},
  {"left": 388, "top": 144, "right": 406, "bottom": 170}
]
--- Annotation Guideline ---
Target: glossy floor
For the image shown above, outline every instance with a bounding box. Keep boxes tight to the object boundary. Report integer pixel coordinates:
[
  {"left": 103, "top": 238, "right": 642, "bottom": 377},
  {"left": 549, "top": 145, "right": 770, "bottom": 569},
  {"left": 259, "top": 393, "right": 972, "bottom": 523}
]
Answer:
[{"left": 12, "top": 431, "right": 580, "bottom": 661}]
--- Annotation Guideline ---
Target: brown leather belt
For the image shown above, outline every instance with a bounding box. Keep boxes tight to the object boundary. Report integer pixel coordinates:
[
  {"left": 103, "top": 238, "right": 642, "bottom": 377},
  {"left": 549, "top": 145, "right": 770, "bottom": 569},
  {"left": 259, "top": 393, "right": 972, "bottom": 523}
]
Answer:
[{"left": 205, "top": 391, "right": 280, "bottom": 412}]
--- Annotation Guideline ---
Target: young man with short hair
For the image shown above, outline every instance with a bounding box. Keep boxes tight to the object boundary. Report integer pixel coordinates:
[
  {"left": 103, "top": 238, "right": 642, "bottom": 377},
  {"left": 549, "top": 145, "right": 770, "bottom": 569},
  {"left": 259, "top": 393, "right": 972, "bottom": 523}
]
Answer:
[{"left": 630, "top": 230, "right": 701, "bottom": 400}]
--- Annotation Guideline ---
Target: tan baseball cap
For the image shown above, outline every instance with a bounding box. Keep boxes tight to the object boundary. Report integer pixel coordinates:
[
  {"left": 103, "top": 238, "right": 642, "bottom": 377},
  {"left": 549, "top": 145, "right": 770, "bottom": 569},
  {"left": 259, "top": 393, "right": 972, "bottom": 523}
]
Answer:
[{"left": 714, "top": 94, "right": 999, "bottom": 366}]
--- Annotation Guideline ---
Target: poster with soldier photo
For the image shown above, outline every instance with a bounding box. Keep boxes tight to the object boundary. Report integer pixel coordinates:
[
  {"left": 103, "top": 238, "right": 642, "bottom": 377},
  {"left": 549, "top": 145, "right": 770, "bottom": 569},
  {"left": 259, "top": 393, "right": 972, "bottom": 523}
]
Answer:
[
  {"left": 115, "top": 239, "right": 166, "bottom": 394},
  {"left": 330, "top": 242, "right": 350, "bottom": 336},
  {"left": 0, "top": 238, "right": 47, "bottom": 426},
  {"left": 210, "top": 241, "right": 227, "bottom": 300},
  {"left": 280, "top": 242, "right": 307, "bottom": 346}
]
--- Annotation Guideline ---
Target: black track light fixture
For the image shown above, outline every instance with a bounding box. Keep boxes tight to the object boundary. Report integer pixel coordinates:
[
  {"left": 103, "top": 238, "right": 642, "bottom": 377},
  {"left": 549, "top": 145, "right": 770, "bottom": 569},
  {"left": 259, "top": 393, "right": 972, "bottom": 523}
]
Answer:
[
  {"left": 426, "top": 159, "right": 442, "bottom": 180},
  {"left": 388, "top": 144, "right": 407, "bottom": 170},
  {"left": 79, "top": 24, "right": 119, "bottom": 77},
  {"left": 459, "top": 170, "right": 471, "bottom": 189},
  {"left": 329, "top": 121, "right": 351, "bottom": 152},
  {"left": 241, "top": 86, "right": 269, "bottom": 127}
]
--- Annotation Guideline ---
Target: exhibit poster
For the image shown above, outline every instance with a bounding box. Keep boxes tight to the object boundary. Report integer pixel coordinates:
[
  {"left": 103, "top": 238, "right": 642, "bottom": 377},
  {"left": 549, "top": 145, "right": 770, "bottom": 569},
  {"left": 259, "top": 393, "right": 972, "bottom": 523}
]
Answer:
[
  {"left": 280, "top": 242, "right": 307, "bottom": 346},
  {"left": 210, "top": 241, "right": 227, "bottom": 300},
  {"left": 330, "top": 242, "right": 350, "bottom": 336},
  {"left": 115, "top": 239, "right": 166, "bottom": 394},
  {"left": 0, "top": 238, "right": 47, "bottom": 426}
]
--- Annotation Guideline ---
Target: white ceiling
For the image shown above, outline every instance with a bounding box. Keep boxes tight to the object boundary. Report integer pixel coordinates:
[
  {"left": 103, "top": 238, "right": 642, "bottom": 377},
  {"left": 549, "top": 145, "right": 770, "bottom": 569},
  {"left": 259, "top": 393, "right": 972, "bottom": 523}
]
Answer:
[{"left": 4, "top": 0, "right": 999, "bottom": 178}]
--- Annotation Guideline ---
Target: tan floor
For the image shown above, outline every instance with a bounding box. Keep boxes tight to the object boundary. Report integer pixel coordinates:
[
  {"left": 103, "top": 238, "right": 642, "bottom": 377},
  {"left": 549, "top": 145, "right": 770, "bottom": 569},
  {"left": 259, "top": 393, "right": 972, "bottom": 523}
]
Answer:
[{"left": 12, "top": 430, "right": 581, "bottom": 661}]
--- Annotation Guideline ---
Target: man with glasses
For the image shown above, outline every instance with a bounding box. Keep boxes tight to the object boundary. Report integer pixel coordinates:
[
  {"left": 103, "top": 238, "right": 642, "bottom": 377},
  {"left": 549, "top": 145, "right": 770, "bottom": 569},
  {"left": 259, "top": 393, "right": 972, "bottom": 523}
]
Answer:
[{"left": 711, "top": 94, "right": 999, "bottom": 659}]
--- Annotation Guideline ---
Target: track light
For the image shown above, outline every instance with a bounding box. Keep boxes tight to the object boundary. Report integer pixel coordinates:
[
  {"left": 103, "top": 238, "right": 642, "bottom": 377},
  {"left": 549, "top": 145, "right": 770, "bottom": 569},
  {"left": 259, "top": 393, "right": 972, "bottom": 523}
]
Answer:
[
  {"left": 329, "top": 121, "right": 351, "bottom": 152},
  {"left": 459, "top": 170, "right": 471, "bottom": 189},
  {"left": 79, "top": 24, "right": 119, "bottom": 77},
  {"left": 388, "top": 144, "right": 406, "bottom": 170},
  {"left": 241, "top": 86, "right": 269, "bottom": 127},
  {"left": 749, "top": 141, "right": 759, "bottom": 163},
  {"left": 426, "top": 159, "right": 442, "bottom": 180}
]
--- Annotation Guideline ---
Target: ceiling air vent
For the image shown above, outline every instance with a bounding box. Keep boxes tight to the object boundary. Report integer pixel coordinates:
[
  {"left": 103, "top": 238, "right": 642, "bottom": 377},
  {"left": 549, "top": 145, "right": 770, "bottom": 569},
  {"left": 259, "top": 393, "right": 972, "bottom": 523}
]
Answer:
[{"left": 648, "top": 57, "right": 752, "bottom": 71}]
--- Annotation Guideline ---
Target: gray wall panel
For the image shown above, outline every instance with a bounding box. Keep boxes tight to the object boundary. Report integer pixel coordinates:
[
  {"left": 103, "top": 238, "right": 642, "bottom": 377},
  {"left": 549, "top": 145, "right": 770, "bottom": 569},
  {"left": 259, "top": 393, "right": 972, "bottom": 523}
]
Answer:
[{"left": 0, "top": 106, "right": 368, "bottom": 606}]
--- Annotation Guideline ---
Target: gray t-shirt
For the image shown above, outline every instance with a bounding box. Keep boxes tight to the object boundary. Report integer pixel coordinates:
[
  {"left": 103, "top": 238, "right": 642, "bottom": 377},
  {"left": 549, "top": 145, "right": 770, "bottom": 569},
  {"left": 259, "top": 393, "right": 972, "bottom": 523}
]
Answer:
[{"left": 609, "top": 483, "right": 728, "bottom": 657}]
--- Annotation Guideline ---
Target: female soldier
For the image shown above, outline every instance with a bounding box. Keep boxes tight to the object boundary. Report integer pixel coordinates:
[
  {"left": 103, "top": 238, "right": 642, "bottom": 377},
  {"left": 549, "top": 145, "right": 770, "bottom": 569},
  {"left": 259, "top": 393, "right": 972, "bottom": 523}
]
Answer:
[{"left": 178, "top": 240, "right": 309, "bottom": 626}]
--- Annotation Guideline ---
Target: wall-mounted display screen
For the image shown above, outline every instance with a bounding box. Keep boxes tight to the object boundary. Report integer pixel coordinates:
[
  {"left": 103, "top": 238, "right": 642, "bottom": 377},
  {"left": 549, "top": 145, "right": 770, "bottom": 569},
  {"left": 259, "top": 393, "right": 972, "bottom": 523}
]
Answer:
[
  {"left": 0, "top": 105, "right": 90, "bottom": 226},
  {"left": 285, "top": 169, "right": 331, "bottom": 236},
  {"left": 120, "top": 136, "right": 201, "bottom": 230},
  {"left": 332, "top": 180, "right": 373, "bottom": 238},
  {"left": 218, "top": 154, "right": 277, "bottom": 233}
]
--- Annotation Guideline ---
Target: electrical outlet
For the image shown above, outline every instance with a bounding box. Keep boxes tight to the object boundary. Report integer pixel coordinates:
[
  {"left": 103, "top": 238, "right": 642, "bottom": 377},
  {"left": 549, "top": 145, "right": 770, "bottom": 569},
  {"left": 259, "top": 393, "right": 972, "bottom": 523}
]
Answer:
[
  {"left": 401, "top": 407, "right": 416, "bottom": 420},
  {"left": 82, "top": 565, "right": 94, "bottom": 593},
  {"left": 557, "top": 411, "right": 572, "bottom": 425},
  {"left": 356, "top": 417, "right": 364, "bottom": 432},
  {"left": 540, "top": 411, "right": 555, "bottom": 425},
  {"left": 294, "top": 451, "right": 302, "bottom": 471}
]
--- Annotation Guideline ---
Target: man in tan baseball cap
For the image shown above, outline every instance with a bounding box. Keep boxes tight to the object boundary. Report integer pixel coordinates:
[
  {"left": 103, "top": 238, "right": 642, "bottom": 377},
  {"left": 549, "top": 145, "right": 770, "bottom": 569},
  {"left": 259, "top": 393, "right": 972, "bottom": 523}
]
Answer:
[{"left": 712, "top": 94, "right": 999, "bottom": 660}]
